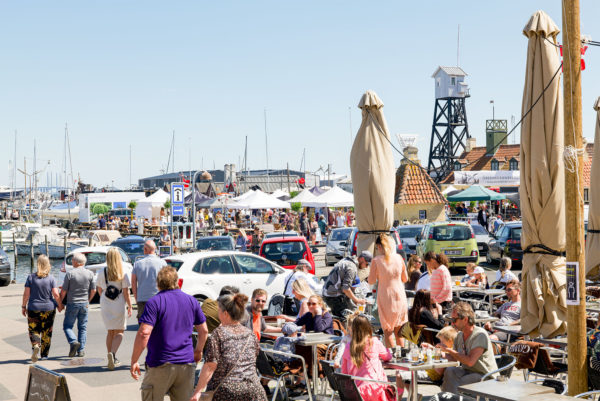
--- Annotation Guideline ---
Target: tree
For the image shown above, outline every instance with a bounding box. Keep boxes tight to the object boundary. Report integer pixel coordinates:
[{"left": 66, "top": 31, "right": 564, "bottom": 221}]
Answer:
[
  {"left": 164, "top": 200, "right": 171, "bottom": 222},
  {"left": 291, "top": 202, "right": 302, "bottom": 212},
  {"left": 128, "top": 200, "right": 137, "bottom": 220}
]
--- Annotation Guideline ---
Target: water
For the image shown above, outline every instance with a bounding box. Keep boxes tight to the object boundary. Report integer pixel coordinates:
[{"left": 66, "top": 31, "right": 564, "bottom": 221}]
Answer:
[{"left": 5, "top": 250, "right": 63, "bottom": 283}]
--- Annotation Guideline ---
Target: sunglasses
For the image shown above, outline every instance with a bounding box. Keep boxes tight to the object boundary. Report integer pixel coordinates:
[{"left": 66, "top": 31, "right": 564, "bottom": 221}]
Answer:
[
  {"left": 449, "top": 316, "right": 462, "bottom": 323},
  {"left": 307, "top": 302, "right": 318, "bottom": 306},
  {"left": 505, "top": 287, "right": 516, "bottom": 292},
  {"left": 254, "top": 299, "right": 267, "bottom": 303}
]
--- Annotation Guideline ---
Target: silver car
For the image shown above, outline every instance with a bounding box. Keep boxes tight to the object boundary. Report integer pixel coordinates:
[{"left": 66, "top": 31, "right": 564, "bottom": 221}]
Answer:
[
  {"left": 471, "top": 223, "right": 492, "bottom": 258},
  {"left": 325, "top": 227, "right": 354, "bottom": 266}
]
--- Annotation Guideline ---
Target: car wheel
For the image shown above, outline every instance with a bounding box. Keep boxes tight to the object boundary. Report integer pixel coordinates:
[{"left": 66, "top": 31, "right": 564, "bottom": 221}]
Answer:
[
  {"left": 194, "top": 294, "right": 207, "bottom": 304},
  {"left": 486, "top": 252, "right": 492, "bottom": 265},
  {"left": 0, "top": 277, "right": 9, "bottom": 287}
]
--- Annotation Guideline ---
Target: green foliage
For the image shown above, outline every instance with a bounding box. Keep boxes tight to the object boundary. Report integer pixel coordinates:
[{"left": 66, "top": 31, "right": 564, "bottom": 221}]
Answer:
[
  {"left": 91, "top": 203, "right": 110, "bottom": 215},
  {"left": 128, "top": 200, "right": 138, "bottom": 210},
  {"left": 291, "top": 202, "right": 302, "bottom": 212},
  {"left": 164, "top": 199, "right": 171, "bottom": 210},
  {"left": 470, "top": 201, "right": 476, "bottom": 208},
  {"left": 289, "top": 191, "right": 300, "bottom": 198}
]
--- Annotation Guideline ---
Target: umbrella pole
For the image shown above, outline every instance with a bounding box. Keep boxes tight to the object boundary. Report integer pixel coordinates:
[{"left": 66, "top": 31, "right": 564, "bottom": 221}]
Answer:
[{"left": 563, "top": 0, "right": 587, "bottom": 394}]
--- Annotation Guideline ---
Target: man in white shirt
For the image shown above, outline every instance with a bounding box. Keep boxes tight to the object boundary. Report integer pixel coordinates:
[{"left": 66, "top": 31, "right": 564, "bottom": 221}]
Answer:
[
  {"left": 283, "top": 259, "right": 322, "bottom": 296},
  {"left": 335, "top": 212, "right": 345, "bottom": 228}
]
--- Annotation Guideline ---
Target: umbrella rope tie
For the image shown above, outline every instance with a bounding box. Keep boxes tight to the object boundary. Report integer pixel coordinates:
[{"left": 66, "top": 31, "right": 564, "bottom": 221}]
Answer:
[
  {"left": 523, "top": 243, "right": 566, "bottom": 256},
  {"left": 358, "top": 230, "right": 392, "bottom": 234},
  {"left": 563, "top": 145, "right": 585, "bottom": 173},
  {"left": 588, "top": 229, "right": 600, "bottom": 233}
]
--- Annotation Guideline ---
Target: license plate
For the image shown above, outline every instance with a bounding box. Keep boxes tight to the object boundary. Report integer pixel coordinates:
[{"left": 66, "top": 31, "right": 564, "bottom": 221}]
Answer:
[{"left": 444, "top": 249, "right": 463, "bottom": 256}]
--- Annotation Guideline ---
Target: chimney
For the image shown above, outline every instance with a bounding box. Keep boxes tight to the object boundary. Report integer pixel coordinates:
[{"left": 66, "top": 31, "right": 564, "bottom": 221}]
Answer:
[
  {"left": 402, "top": 146, "right": 420, "bottom": 166},
  {"left": 465, "top": 137, "right": 477, "bottom": 153}
]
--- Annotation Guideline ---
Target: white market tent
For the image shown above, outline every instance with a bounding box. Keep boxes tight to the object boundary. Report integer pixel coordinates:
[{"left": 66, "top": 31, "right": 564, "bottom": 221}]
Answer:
[
  {"left": 136, "top": 189, "right": 169, "bottom": 218},
  {"left": 229, "top": 190, "right": 290, "bottom": 210},
  {"left": 233, "top": 190, "right": 255, "bottom": 201},
  {"left": 441, "top": 185, "right": 459, "bottom": 195},
  {"left": 303, "top": 186, "right": 354, "bottom": 208},
  {"left": 271, "top": 189, "right": 289, "bottom": 198},
  {"left": 288, "top": 188, "right": 318, "bottom": 205}
]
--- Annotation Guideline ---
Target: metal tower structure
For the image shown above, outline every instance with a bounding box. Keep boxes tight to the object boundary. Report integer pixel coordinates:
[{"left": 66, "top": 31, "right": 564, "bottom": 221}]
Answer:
[{"left": 427, "top": 66, "right": 471, "bottom": 184}]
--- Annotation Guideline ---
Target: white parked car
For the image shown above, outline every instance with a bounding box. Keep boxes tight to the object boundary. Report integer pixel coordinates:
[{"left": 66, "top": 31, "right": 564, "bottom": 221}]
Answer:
[
  {"left": 165, "top": 251, "right": 292, "bottom": 303},
  {"left": 59, "top": 246, "right": 134, "bottom": 286}
]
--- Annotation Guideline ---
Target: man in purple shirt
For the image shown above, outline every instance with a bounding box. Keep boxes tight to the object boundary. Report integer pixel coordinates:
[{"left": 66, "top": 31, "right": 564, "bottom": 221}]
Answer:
[{"left": 130, "top": 267, "right": 208, "bottom": 401}]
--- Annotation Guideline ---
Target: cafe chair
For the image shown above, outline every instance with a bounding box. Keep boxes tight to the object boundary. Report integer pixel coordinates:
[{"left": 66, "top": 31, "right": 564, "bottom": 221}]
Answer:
[
  {"left": 430, "top": 392, "right": 477, "bottom": 401},
  {"left": 481, "top": 354, "right": 517, "bottom": 380},
  {"left": 525, "top": 378, "right": 567, "bottom": 395},
  {"left": 319, "top": 360, "right": 340, "bottom": 401},
  {"left": 576, "top": 391, "right": 600, "bottom": 401},
  {"left": 332, "top": 372, "right": 401, "bottom": 401},
  {"left": 257, "top": 347, "right": 313, "bottom": 401}
]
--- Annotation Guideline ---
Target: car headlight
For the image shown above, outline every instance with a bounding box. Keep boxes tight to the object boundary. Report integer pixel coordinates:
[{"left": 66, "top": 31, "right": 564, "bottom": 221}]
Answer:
[{"left": 0, "top": 256, "right": 7, "bottom": 264}]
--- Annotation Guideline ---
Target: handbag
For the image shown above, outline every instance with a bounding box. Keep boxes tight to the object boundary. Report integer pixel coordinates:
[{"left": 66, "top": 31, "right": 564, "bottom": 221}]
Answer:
[
  {"left": 103, "top": 268, "right": 122, "bottom": 301},
  {"left": 200, "top": 334, "right": 254, "bottom": 400}
]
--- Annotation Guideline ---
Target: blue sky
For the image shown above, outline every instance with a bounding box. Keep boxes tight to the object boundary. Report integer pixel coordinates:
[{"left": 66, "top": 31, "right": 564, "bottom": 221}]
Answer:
[{"left": 1, "top": 1, "right": 600, "bottom": 189}]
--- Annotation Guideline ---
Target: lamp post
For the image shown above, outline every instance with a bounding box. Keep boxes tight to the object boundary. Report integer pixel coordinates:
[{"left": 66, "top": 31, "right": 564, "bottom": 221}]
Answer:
[{"left": 191, "top": 170, "right": 201, "bottom": 246}]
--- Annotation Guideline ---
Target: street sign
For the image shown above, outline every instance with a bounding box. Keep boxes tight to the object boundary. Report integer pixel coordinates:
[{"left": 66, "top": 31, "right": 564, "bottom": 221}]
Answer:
[{"left": 171, "top": 183, "right": 184, "bottom": 217}]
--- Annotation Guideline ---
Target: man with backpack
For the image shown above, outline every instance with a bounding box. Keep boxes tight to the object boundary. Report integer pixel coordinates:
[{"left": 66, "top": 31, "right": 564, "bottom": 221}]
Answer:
[{"left": 322, "top": 251, "right": 371, "bottom": 318}]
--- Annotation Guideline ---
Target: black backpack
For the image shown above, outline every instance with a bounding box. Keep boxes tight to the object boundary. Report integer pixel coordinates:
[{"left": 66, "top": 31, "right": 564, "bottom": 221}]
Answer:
[{"left": 103, "top": 268, "right": 122, "bottom": 300}]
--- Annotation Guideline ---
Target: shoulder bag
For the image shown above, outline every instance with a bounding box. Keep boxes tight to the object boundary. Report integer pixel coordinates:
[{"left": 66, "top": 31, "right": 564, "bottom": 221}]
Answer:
[
  {"left": 200, "top": 332, "right": 254, "bottom": 400},
  {"left": 103, "top": 268, "right": 122, "bottom": 301}
]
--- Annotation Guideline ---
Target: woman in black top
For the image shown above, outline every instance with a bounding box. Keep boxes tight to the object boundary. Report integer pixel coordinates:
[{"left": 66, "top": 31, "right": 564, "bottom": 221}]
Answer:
[{"left": 407, "top": 290, "right": 445, "bottom": 331}]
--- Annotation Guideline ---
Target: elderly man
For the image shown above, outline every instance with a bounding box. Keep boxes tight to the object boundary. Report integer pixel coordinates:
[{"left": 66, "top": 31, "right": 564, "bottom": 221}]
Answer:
[
  {"left": 283, "top": 259, "right": 322, "bottom": 297},
  {"left": 243, "top": 288, "right": 281, "bottom": 341},
  {"left": 441, "top": 302, "right": 498, "bottom": 393},
  {"left": 59, "top": 253, "right": 96, "bottom": 357},
  {"left": 131, "top": 240, "right": 167, "bottom": 322},
  {"left": 131, "top": 267, "right": 208, "bottom": 401},
  {"left": 322, "top": 251, "right": 371, "bottom": 318},
  {"left": 485, "top": 280, "right": 521, "bottom": 342}
]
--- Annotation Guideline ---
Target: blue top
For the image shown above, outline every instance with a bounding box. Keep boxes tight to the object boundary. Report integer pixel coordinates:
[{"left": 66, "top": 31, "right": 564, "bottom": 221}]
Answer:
[
  {"left": 139, "top": 289, "right": 206, "bottom": 367},
  {"left": 295, "top": 311, "right": 334, "bottom": 334},
  {"left": 25, "top": 273, "right": 57, "bottom": 311},
  {"left": 132, "top": 254, "right": 167, "bottom": 302},
  {"left": 236, "top": 235, "right": 247, "bottom": 250}
]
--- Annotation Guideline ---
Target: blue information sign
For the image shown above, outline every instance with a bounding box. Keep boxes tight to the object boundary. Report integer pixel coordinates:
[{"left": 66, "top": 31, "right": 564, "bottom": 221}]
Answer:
[
  {"left": 171, "top": 183, "right": 185, "bottom": 216},
  {"left": 172, "top": 205, "right": 184, "bottom": 216}
]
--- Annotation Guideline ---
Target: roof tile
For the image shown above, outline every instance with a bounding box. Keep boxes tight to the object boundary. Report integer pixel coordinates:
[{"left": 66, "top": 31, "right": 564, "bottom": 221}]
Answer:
[{"left": 395, "top": 163, "right": 446, "bottom": 205}]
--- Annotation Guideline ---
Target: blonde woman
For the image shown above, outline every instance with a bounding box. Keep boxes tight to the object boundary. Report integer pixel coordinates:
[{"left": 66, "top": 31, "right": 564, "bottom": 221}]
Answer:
[
  {"left": 22, "top": 255, "right": 61, "bottom": 361},
  {"left": 96, "top": 248, "right": 132, "bottom": 370},
  {"left": 368, "top": 233, "right": 408, "bottom": 348},
  {"left": 291, "top": 278, "right": 315, "bottom": 319}
]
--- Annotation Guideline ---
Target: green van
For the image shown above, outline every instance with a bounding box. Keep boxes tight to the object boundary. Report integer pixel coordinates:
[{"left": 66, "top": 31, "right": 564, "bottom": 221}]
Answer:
[{"left": 416, "top": 221, "right": 479, "bottom": 270}]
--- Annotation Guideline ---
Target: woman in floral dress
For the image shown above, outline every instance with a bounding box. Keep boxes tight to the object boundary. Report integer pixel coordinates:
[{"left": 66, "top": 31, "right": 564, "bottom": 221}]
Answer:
[{"left": 190, "top": 293, "right": 266, "bottom": 401}]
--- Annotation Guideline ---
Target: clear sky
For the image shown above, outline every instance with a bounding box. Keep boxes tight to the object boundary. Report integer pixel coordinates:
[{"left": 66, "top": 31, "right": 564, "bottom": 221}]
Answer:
[{"left": 1, "top": 1, "right": 600, "bottom": 189}]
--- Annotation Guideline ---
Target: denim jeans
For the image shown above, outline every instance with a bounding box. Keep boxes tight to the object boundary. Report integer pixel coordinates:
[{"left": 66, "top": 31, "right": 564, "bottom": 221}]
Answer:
[{"left": 63, "top": 303, "right": 89, "bottom": 351}]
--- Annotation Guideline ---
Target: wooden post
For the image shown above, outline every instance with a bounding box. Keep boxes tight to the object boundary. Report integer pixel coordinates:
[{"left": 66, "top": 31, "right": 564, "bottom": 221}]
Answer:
[
  {"left": 44, "top": 235, "right": 49, "bottom": 257},
  {"left": 563, "top": 0, "right": 587, "bottom": 395},
  {"left": 29, "top": 237, "right": 34, "bottom": 272}
]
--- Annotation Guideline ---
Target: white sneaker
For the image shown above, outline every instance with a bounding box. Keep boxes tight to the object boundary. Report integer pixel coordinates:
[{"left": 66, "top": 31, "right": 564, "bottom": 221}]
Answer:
[
  {"left": 31, "top": 344, "right": 40, "bottom": 363},
  {"left": 114, "top": 356, "right": 122, "bottom": 368},
  {"left": 107, "top": 352, "right": 115, "bottom": 370}
]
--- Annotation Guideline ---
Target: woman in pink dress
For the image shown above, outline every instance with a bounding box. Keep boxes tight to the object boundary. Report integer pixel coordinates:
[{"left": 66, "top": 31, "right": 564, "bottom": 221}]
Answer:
[
  {"left": 368, "top": 234, "right": 408, "bottom": 348},
  {"left": 341, "top": 315, "right": 402, "bottom": 401}
]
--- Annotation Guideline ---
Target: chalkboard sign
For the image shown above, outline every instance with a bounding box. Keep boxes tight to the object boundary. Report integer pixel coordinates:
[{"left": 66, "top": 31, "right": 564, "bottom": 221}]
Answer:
[{"left": 25, "top": 365, "right": 71, "bottom": 401}]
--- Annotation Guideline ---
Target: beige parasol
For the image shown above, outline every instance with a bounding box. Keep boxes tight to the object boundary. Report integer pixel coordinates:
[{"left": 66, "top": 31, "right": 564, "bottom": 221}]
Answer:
[
  {"left": 350, "top": 91, "right": 396, "bottom": 257},
  {"left": 585, "top": 98, "right": 600, "bottom": 279},
  {"left": 519, "top": 10, "right": 566, "bottom": 338}
]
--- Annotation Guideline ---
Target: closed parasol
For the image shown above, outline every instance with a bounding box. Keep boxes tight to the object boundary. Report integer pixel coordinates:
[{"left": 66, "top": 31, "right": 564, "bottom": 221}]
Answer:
[
  {"left": 585, "top": 98, "right": 600, "bottom": 279},
  {"left": 350, "top": 91, "right": 396, "bottom": 256},
  {"left": 519, "top": 10, "right": 566, "bottom": 338}
]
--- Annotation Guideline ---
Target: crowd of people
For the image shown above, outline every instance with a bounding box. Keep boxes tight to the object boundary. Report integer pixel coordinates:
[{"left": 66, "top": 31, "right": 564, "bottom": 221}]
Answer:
[{"left": 19, "top": 224, "right": 533, "bottom": 401}]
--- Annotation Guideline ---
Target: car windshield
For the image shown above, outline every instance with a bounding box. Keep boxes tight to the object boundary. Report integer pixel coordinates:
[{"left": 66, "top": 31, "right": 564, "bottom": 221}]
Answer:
[
  {"left": 165, "top": 259, "right": 184, "bottom": 271},
  {"left": 66, "top": 252, "right": 106, "bottom": 266},
  {"left": 471, "top": 225, "right": 488, "bottom": 235},
  {"left": 398, "top": 227, "right": 422, "bottom": 238},
  {"left": 196, "top": 238, "right": 233, "bottom": 251},
  {"left": 330, "top": 229, "right": 352, "bottom": 241},
  {"left": 262, "top": 241, "right": 307, "bottom": 265},
  {"left": 432, "top": 225, "right": 472, "bottom": 241},
  {"left": 114, "top": 242, "right": 145, "bottom": 254},
  {"left": 510, "top": 228, "right": 522, "bottom": 240}
]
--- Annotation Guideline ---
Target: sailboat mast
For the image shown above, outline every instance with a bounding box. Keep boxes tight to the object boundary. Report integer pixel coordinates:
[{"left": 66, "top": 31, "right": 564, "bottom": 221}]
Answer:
[{"left": 264, "top": 108, "right": 269, "bottom": 186}]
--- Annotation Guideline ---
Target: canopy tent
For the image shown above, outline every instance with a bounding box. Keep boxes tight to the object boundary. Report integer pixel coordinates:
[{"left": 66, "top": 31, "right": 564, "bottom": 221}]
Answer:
[
  {"left": 136, "top": 189, "right": 169, "bottom": 219},
  {"left": 446, "top": 185, "right": 506, "bottom": 201},
  {"left": 288, "top": 188, "right": 318, "bottom": 205},
  {"left": 309, "top": 186, "right": 326, "bottom": 196},
  {"left": 185, "top": 191, "right": 211, "bottom": 205},
  {"left": 271, "top": 189, "right": 290, "bottom": 200},
  {"left": 197, "top": 197, "right": 247, "bottom": 209},
  {"left": 519, "top": 10, "right": 566, "bottom": 339},
  {"left": 586, "top": 97, "right": 600, "bottom": 279},
  {"left": 441, "top": 185, "right": 460, "bottom": 195},
  {"left": 350, "top": 90, "right": 395, "bottom": 256},
  {"left": 303, "top": 186, "right": 354, "bottom": 208},
  {"left": 228, "top": 190, "right": 290, "bottom": 210},
  {"left": 233, "top": 190, "right": 255, "bottom": 201}
]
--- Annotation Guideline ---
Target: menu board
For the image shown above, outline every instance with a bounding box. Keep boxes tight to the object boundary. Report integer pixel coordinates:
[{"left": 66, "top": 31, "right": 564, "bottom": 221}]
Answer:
[{"left": 25, "top": 365, "right": 71, "bottom": 401}]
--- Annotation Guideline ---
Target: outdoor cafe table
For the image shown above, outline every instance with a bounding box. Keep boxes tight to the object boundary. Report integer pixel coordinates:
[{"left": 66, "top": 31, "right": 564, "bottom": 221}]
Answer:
[
  {"left": 443, "top": 314, "right": 499, "bottom": 326},
  {"left": 458, "top": 378, "right": 555, "bottom": 401},
  {"left": 492, "top": 325, "right": 527, "bottom": 344},
  {"left": 384, "top": 359, "right": 459, "bottom": 401},
  {"left": 533, "top": 337, "right": 568, "bottom": 349},
  {"left": 261, "top": 331, "right": 341, "bottom": 394},
  {"left": 452, "top": 286, "right": 505, "bottom": 314}
]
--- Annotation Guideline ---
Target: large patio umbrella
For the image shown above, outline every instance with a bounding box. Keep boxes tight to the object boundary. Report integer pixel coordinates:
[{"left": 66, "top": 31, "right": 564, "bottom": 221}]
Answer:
[
  {"left": 586, "top": 97, "right": 600, "bottom": 279},
  {"left": 446, "top": 185, "right": 506, "bottom": 202},
  {"left": 519, "top": 10, "right": 566, "bottom": 338},
  {"left": 350, "top": 90, "right": 395, "bottom": 256}
]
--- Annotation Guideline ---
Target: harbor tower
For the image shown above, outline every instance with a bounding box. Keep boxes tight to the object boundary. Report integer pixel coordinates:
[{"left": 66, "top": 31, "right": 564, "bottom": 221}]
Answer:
[{"left": 427, "top": 66, "right": 471, "bottom": 184}]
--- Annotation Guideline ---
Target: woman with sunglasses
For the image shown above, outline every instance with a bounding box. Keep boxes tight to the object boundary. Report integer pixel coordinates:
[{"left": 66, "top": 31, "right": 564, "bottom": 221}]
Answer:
[
  {"left": 295, "top": 295, "right": 333, "bottom": 334},
  {"left": 405, "top": 255, "right": 423, "bottom": 291},
  {"left": 424, "top": 251, "right": 453, "bottom": 312}
]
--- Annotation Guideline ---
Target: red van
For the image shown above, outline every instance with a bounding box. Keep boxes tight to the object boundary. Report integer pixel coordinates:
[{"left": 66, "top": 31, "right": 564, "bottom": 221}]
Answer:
[{"left": 259, "top": 236, "right": 317, "bottom": 275}]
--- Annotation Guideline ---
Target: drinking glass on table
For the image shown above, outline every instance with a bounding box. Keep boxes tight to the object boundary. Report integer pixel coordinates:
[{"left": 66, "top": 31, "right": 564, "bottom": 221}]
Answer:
[
  {"left": 433, "top": 347, "right": 441, "bottom": 361},
  {"left": 410, "top": 346, "right": 420, "bottom": 362}
]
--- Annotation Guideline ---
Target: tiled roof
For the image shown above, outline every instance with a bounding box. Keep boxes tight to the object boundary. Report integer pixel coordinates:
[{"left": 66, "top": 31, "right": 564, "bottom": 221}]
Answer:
[
  {"left": 395, "top": 162, "right": 447, "bottom": 205},
  {"left": 441, "top": 142, "right": 595, "bottom": 188}
]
